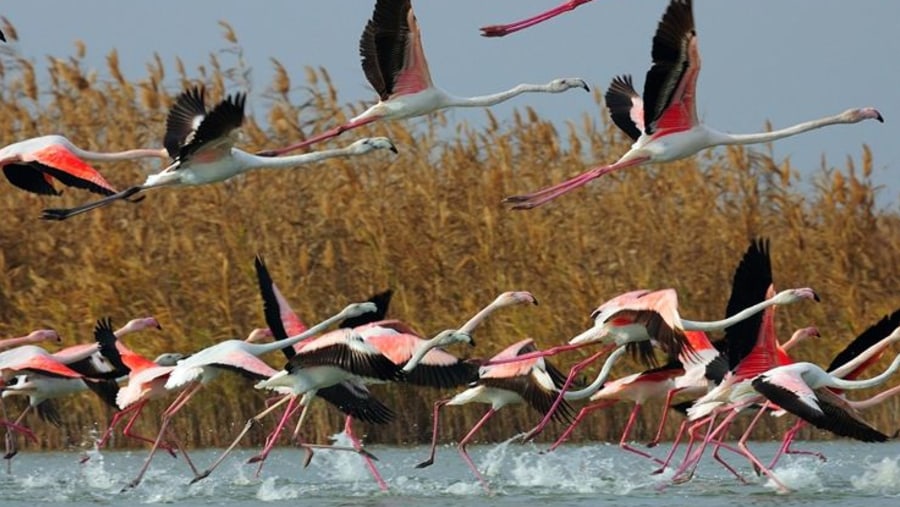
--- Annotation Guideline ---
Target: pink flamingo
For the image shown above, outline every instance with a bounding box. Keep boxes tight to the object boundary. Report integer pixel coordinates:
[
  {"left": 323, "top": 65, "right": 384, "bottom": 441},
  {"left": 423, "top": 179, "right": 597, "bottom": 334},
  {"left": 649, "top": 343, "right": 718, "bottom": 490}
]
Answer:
[
  {"left": 41, "top": 86, "right": 397, "bottom": 220},
  {"left": 479, "top": 0, "right": 594, "bottom": 37},
  {"left": 0, "top": 135, "right": 165, "bottom": 198},
  {"left": 0, "top": 330, "right": 61, "bottom": 352},
  {"left": 504, "top": 0, "right": 883, "bottom": 210},
  {"left": 415, "top": 341, "right": 627, "bottom": 493},
  {"left": 122, "top": 302, "right": 376, "bottom": 490},
  {"left": 256, "top": 0, "right": 588, "bottom": 157}
]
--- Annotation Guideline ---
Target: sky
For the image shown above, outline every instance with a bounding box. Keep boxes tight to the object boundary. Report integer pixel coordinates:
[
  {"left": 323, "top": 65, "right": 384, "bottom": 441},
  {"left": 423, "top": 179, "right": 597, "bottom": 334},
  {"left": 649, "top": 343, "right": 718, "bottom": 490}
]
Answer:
[{"left": 2, "top": 0, "right": 898, "bottom": 207}]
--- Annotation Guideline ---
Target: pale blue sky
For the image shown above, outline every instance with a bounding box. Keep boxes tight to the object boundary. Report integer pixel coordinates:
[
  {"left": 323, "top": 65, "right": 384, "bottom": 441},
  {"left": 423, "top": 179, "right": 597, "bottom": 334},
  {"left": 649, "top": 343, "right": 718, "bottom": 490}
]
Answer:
[{"left": 2, "top": 1, "right": 898, "bottom": 206}]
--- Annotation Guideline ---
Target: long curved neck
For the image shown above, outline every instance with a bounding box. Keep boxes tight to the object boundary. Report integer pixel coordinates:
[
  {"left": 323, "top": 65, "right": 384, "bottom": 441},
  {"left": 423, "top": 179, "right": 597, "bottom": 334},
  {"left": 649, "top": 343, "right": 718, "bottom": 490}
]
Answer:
[
  {"left": 716, "top": 112, "right": 857, "bottom": 146},
  {"left": 0, "top": 335, "right": 42, "bottom": 351},
  {"left": 243, "top": 308, "right": 354, "bottom": 356},
  {"left": 446, "top": 83, "right": 556, "bottom": 108},
  {"left": 682, "top": 291, "right": 790, "bottom": 332},
  {"left": 563, "top": 346, "right": 628, "bottom": 400},
  {"left": 459, "top": 300, "right": 507, "bottom": 334},
  {"left": 780, "top": 328, "right": 811, "bottom": 351},
  {"left": 71, "top": 145, "right": 169, "bottom": 161},
  {"left": 829, "top": 333, "right": 899, "bottom": 378},
  {"left": 849, "top": 383, "right": 900, "bottom": 410},
  {"left": 242, "top": 146, "right": 359, "bottom": 170},
  {"left": 403, "top": 334, "right": 443, "bottom": 373},
  {"left": 824, "top": 354, "right": 900, "bottom": 390}
]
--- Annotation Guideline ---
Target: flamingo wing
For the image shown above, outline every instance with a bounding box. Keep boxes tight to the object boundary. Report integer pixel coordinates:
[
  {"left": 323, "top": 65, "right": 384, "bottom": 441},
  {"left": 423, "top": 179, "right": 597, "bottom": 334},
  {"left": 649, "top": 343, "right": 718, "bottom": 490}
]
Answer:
[
  {"left": 174, "top": 90, "right": 245, "bottom": 163},
  {"left": 605, "top": 74, "right": 645, "bottom": 141},
  {"left": 359, "top": 0, "right": 433, "bottom": 101},
  {"left": 318, "top": 380, "right": 395, "bottom": 425},
  {"left": 22, "top": 145, "right": 120, "bottom": 196},
  {"left": 2, "top": 163, "right": 60, "bottom": 195},
  {"left": 642, "top": 0, "right": 700, "bottom": 136},
  {"left": 403, "top": 357, "right": 478, "bottom": 389},
  {"left": 35, "top": 399, "right": 64, "bottom": 426},
  {"left": 827, "top": 309, "right": 900, "bottom": 378},
  {"left": 479, "top": 339, "right": 540, "bottom": 379},
  {"left": 290, "top": 333, "right": 402, "bottom": 382},
  {"left": 724, "top": 238, "right": 773, "bottom": 372},
  {"left": 164, "top": 86, "right": 207, "bottom": 159},
  {"left": 213, "top": 350, "right": 279, "bottom": 381},
  {"left": 339, "top": 289, "right": 393, "bottom": 329},
  {"left": 254, "top": 256, "right": 307, "bottom": 356}
]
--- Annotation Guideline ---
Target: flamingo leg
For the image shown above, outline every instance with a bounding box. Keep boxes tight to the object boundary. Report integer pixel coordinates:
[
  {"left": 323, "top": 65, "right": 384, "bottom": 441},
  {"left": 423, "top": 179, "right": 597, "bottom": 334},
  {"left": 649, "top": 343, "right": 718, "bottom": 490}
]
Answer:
[
  {"left": 416, "top": 399, "right": 449, "bottom": 468},
  {"left": 457, "top": 408, "right": 497, "bottom": 494},
  {"left": 190, "top": 395, "right": 293, "bottom": 484},
  {"left": 164, "top": 426, "right": 199, "bottom": 476},
  {"left": 648, "top": 387, "right": 685, "bottom": 448},
  {"left": 255, "top": 117, "right": 379, "bottom": 157},
  {"left": 652, "top": 418, "right": 689, "bottom": 474},
  {"left": 547, "top": 400, "right": 617, "bottom": 452},
  {"left": 120, "top": 401, "right": 178, "bottom": 457},
  {"left": 671, "top": 411, "right": 734, "bottom": 484},
  {"left": 617, "top": 403, "right": 666, "bottom": 465},
  {"left": 251, "top": 396, "right": 300, "bottom": 478},
  {"left": 710, "top": 438, "right": 750, "bottom": 484},
  {"left": 504, "top": 157, "right": 649, "bottom": 210},
  {"left": 82, "top": 403, "right": 140, "bottom": 463},
  {"left": 343, "top": 415, "right": 388, "bottom": 492},
  {"left": 122, "top": 383, "right": 201, "bottom": 490},
  {"left": 737, "top": 404, "right": 789, "bottom": 493},
  {"left": 523, "top": 346, "right": 616, "bottom": 442},
  {"left": 479, "top": 0, "right": 594, "bottom": 37},
  {"left": 41, "top": 185, "right": 144, "bottom": 221},
  {"left": 3, "top": 405, "right": 33, "bottom": 462}
]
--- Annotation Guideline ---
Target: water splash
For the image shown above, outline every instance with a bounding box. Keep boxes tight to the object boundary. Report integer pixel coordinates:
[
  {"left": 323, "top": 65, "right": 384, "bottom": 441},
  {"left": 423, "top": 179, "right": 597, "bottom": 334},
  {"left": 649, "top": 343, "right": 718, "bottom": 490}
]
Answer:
[
  {"left": 763, "top": 459, "right": 824, "bottom": 493},
  {"left": 851, "top": 456, "right": 900, "bottom": 494}
]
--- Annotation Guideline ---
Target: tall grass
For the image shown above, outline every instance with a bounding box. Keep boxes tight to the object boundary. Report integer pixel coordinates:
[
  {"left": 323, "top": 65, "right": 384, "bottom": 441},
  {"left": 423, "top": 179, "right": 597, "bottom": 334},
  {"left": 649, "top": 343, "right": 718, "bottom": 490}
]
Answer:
[{"left": 1, "top": 29, "right": 898, "bottom": 451}]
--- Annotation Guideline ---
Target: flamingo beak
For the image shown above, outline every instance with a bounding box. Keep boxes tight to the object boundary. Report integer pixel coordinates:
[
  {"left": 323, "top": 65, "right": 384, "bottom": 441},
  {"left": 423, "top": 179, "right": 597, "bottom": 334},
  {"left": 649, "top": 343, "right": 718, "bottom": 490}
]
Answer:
[
  {"left": 580, "top": 82, "right": 590, "bottom": 92},
  {"left": 812, "top": 291, "right": 821, "bottom": 302},
  {"left": 389, "top": 143, "right": 399, "bottom": 154},
  {"left": 876, "top": 112, "right": 885, "bottom": 123}
]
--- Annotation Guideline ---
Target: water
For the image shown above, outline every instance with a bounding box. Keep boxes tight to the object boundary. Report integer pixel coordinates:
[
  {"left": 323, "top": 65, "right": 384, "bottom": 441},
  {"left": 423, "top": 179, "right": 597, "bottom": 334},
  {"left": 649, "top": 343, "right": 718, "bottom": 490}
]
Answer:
[{"left": 1, "top": 437, "right": 898, "bottom": 506}]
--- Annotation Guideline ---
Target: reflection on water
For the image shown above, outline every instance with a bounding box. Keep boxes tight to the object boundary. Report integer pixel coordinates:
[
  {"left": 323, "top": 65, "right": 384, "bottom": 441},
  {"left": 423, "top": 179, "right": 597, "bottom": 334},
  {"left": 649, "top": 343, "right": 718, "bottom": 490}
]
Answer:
[{"left": 1, "top": 439, "right": 899, "bottom": 506}]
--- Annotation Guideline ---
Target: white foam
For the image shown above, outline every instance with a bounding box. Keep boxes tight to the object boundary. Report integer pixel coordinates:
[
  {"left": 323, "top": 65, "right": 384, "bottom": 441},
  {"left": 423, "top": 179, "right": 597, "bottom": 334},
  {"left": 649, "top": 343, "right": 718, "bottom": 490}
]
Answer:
[
  {"left": 851, "top": 456, "right": 900, "bottom": 494},
  {"left": 764, "top": 460, "right": 824, "bottom": 493},
  {"left": 255, "top": 476, "right": 301, "bottom": 501}
]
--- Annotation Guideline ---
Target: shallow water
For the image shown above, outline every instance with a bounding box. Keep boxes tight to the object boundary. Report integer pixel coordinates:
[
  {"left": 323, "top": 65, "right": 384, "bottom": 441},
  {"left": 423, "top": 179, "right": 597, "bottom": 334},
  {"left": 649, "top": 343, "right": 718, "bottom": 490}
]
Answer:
[{"left": 1, "top": 437, "right": 899, "bottom": 506}]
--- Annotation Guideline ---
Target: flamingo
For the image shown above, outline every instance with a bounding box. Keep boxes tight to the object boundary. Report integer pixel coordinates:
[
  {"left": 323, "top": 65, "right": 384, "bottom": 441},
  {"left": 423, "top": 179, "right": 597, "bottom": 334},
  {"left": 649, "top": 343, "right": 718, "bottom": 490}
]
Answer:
[
  {"left": 479, "top": 0, "right": 594, "bottom": 37},
  {"left": 255, "top": 0, "right": 589, "bottom": 157},
  {"left": 41, "top": 86, "right": 398, "bottom": 220},
  {"left": 0, "top": 330, "right": 61, "bottom": 352},
  {"left": 504, "top": 0, "right": 883, "bottom": 210},
  {"left": 0, "top": 135, "right": 165, "bottom": 199},
  {"left": 414, "top": 340, "right": 626, "bottom": 492},
  {"left": 122, "top": 302, "right": 376, "bottom": 489}
]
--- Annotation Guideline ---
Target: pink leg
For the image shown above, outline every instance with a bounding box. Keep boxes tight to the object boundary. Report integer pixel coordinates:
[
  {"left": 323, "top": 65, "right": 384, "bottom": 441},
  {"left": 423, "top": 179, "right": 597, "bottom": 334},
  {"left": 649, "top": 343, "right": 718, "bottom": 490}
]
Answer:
[
  {"left": 479, "top": 0, "right": 594, "bottom": 37},
  {"left": 768, "top": 419, "right": 825, "bottom": 469},
  {"left": 123, "top": 384, "right": 201, "bottom": 490},
  {"left": 547, "top": 400, "right": 617, "bottom": 452},
  {"left": 737, "top": 404, "right": 789, "bottom": 493},
  {"left": 648, "top": 388, "right": 684, "bottom": 448},
  {"left": 343, "top": 416, "right": 388, "bottom": 491},
  {"left": 522, "top": 345, "right": 616, "bottom": 441},
  {"left": 652, "top": 418, "right": 689, "bottom": 474},
  {"left": 82, "top": 403, "right": 140, "bottom": 463},
  {"left": 251, "top": 396, "right": 300, "bottom": 478},
  {"left": 416, "top": 399, "right": 449, "bottom": 468},
  {"left": 457, "top": 408, "right": 497, "bottom": 494},
  {"left": 255, "top": 117, "right": 379, "bottom": 157},
  {"left": 618, "top": 403, "right": 665, "bottom": 465},
  {"left": 711, "top": 438, "right": 750, "bottom": 484},
  {"left": 671, "top": 411, "right": 737, "bottom": 484},
  {"left": 120, "top": 401, "right": 178, "bottom": 457},
  {"left": 3, "top": 406, "right": 34, "bottom": 460},
  {"left": 505, "top": 157, "right": 650, "bottom": 210}
]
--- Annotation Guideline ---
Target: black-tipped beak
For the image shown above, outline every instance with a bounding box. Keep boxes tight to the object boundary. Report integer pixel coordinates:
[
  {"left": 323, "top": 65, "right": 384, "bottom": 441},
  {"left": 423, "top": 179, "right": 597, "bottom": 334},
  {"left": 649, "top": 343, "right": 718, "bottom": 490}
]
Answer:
[
  {"left": 581, "top": 83, "right": 590, "bottom": 92},
  {"left": 389, "top": 144, "right": 398, "bottom": 154},
  {"left": 468, "top": 338, "right": 476, "bottom": 348},
  {"left": 532, "top": 297, "right": 540, "bottom": 306},
  {"left": 156, "top": 324, "right": 163, "bottom": 330},
  {"left": 812, "top": 291, "right": 821, "bottom": 302},
  {"left": 876, "top": 112, "right": 885, "bottom": 123}
]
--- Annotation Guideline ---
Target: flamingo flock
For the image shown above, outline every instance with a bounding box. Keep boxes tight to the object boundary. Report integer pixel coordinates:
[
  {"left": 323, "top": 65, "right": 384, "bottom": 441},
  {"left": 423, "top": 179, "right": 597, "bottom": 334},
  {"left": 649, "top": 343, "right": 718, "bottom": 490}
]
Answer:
[{"left": 0, "top": 0, "right": 895, "bottom": 498}]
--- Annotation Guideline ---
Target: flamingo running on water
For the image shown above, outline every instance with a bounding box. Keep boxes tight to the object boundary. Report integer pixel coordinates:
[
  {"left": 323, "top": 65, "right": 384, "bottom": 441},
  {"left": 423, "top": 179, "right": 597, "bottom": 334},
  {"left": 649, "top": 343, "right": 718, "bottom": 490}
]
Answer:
[
  {"left": 255, "top": 0, "right": 589, "bottom": 157},
  {"left": 479, "top": 0, "right": 595, "bottom": 37},
  {"left": 0, "top": 135, "right": 164, "bottom": 198},
  {"left": 504, "top": 0, "right": 883, "bottom": 210},
  {"left": 41, "top": 86, "right": 397, "bottom": 220}
]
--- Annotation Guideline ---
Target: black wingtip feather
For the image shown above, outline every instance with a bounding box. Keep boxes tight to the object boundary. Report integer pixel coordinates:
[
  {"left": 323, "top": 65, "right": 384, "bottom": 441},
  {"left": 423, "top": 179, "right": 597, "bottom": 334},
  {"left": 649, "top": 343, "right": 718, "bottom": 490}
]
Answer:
[
  {"left": 94, "top": 317, "right": 128, "bottom": 375},
  {"left": 340, "top": 289, "right": 393, "bottom": 329},
  {"left": 827, "top": 309, "right": 900, "bottom": 373},
  {"left": 724, "top": 238, "right": 772, "bottom": 371},
  {"left": 642, "top": 0, "right": 695, "bottom": 135},
  {"left": 254, "top": 255, "right": 294, "bottom": 360},
  {"left": 359, "top": 0, "right": 413, "bottom": 101},
  {"left": 605, "top": 74, "right": 642, "bottom": 141},
  {"left": 165, "top": 86, "right": 207, "bottom": 159},
  {"left": 3, "top": 164, "right": 61, "bottom": 196}
]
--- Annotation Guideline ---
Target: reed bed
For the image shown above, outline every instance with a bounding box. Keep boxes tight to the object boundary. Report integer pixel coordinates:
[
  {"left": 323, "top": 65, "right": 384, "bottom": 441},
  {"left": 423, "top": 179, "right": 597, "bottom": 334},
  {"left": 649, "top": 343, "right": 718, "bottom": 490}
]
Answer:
[{"left": 1, "top": 32, "right": 897, "bottom": 451}]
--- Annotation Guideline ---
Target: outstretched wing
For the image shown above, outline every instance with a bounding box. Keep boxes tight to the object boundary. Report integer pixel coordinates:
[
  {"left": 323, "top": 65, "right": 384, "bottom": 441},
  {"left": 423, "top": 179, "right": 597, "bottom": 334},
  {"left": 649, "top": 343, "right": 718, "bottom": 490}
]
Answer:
[{"left": 359, "top": 0, "right": 432, "bottom": 101}]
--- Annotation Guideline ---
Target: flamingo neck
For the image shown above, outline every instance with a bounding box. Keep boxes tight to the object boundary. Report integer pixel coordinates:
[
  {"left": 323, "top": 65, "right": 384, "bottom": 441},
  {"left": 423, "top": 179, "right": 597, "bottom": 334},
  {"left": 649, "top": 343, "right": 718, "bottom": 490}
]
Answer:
[
  {"left": 563, "top": 346, "right": 628, "bottom": 400},
  {"left": 241, "top": 145, "right": 360, "bottom": 170},
  {"left": 243, "top": 308, "right": 354, "bottom": 356},
  {"left": 712, "top": 112, "right": 860, "bottom": 146},
  {"left": 821, "top": 354, "right": 900, "bottom": 390},
  {"left": 0, "top": 335, "right": 43, "bottom": 351},
  {"left": 681, "top": 294, "right": 784, "bottom": 332},
  {"left": 403, "top": 335, "right": 441, "bottom": 373},
  {"left": 445, "top": 83, "right": 558, "bottom": 108},
  {"left": 850, "top": 383, "right": 900, "bottom": 410},
  {"left": 780, "top": 329, "right": 809, "bottom": 352},
  {"left": 829, "top": 335, "right": 897, "bottom": 378},
  {"left": 74, "top": 147, "right": 169, "bottom": 161},
  {"left": 458, "top": 300, "right": 505, "bottom": 334}
]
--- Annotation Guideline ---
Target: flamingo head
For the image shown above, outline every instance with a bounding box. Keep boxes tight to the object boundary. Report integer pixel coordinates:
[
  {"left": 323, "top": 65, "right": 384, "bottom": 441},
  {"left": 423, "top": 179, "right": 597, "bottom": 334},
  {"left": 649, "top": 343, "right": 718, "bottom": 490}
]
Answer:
[
  {"left": 770, "top": 287, "right": 820, "bottom": 306},
  {"left": 120, "top": 317, "right": 163, "bottom": 334},
  {"left": 349, "top": 137, "right": 398, "bottom": 154},
  {"left": 547, "top": 77, "right": 590, "bottom": 93},
  {"left": 28, "top": 329, "right": 61, "bottom": 345},
  {"left": 342, "top": 302, "right": 378, "bottom": 320},
  {"left": 431, "top": 329, "right": 475, "bottom": 348},
  {"left": 493, "top": 291, "right": 539, "bottom": 308},
  {"left": 245, "top": 328, "right": 274, "bottom": 344},
  {"left": 153, "top": 352, "right": 186, "bottom": 366},
  {"left": 841, "top": 107, "right": 884, "bottom": 123},
  {"left": 2, "top": 375, "right": 37, "bottom": 395}
]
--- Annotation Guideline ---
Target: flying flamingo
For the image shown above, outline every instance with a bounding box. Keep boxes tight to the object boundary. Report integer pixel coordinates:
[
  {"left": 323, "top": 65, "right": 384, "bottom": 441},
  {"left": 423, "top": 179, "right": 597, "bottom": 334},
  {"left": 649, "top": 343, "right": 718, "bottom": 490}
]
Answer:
[
  {"left": 41, "top": 86, "right": 398, "bottom": 220},
  {"left": 0, "top": 330, "right": 61, "bottom": 352},
  {"left": 479, "top": 0, "right": 594, "bottom": 37},
  {"left": 0, "top": 135, "right": 165, "bottom": 199},
  {"left": 414, "top": 340, "right": 627, "bottom": 492},
  {"left": 122, "top": 302, "right": 376, "bottom": 490},
  {"left": 504, "top": 0, "right": 883, "bottom": 210},
  {"left": 255, "top": 0, "right": 589, "bottom": 157}
]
